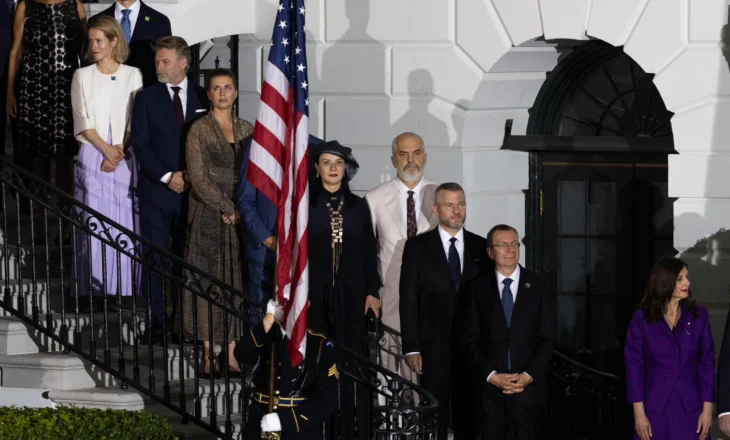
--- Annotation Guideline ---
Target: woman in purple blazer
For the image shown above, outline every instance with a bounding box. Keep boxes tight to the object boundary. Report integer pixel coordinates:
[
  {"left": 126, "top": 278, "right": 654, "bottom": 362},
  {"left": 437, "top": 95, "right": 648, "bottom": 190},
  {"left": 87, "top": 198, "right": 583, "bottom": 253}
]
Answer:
[{"left": 625, "top": 257, "right": 715, "bottom": 440}]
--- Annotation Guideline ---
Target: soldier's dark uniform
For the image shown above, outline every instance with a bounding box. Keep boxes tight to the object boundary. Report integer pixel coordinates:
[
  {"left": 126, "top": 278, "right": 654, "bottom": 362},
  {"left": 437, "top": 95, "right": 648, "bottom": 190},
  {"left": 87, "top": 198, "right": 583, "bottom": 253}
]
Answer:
[{"left": 234, "top": 322, "right": 339, "bottom": 439}]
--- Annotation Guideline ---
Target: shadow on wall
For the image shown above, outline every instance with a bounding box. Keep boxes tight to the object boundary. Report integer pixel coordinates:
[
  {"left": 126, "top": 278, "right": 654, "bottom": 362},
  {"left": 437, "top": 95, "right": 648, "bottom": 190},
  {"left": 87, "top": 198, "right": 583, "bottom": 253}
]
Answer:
[
  {"left": 391, "top": 69, "right": 449, "bottom": 149},
  {"left": 692, "top": 3, "right": 730, "bottom": 344},
  {"left": 319, "top": 0, "right": 453, "bottom": 191},
  {"left": 319, "top": 0, "right": 389, "bottom": 189}
]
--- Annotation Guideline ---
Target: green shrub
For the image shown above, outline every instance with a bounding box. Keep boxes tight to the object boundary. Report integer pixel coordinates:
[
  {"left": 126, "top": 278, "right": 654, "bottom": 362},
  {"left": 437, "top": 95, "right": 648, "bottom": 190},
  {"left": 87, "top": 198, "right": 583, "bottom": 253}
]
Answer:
[{"left": 0, "top": 406, "right": 178, "bottom": 440}]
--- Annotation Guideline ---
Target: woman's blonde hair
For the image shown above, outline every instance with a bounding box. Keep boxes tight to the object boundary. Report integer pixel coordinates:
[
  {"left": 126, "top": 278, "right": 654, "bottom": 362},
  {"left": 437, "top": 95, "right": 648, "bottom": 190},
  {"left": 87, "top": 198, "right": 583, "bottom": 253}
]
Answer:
[{"left": 86, "top": 15, "right": 130, "bottom": 64}]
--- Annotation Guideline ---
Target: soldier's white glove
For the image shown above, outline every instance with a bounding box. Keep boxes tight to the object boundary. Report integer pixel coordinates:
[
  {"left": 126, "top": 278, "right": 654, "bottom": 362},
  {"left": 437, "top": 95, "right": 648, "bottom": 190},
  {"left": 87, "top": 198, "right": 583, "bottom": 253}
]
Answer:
[
  {"left": 266, "top": 299, "right": 284, "bottom": 323},
  {"left": 261, "top": 412, "right": 282, "bottom": 433}
]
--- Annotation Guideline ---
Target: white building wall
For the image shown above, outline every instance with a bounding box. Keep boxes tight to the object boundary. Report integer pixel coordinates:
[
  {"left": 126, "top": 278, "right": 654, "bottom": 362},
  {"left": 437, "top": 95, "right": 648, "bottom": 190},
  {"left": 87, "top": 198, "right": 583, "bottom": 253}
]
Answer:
[{"left": 101, "top": 0, "right": 730, "bottom": 343}]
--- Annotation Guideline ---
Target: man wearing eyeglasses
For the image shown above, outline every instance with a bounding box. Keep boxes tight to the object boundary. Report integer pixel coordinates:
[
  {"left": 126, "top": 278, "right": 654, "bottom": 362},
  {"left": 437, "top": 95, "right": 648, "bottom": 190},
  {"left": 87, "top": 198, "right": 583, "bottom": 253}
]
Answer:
[
  {"left": 454, "top": 224, "right": 556, "bottom": 439},
  {"left": 399, "top": 182, "right": 489, "bottom": 439}
]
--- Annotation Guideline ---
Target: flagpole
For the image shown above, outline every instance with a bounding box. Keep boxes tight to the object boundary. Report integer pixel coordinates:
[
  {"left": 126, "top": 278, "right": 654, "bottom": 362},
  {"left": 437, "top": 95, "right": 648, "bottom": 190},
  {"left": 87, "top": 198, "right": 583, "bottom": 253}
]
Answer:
[
  {"left": 264, "top": 248, "right": 280, "bottom": 440},
  {"left": 268, "top": 247, "right": 278, "bottom": 415}
]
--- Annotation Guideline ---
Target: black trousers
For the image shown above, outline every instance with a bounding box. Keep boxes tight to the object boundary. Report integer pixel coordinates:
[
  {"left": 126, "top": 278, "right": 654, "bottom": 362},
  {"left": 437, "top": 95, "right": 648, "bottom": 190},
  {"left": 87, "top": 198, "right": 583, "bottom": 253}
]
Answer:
[
  {"left": 480, "top": 392, "right": 545, "bottom": 440},
  {"left": 421, "top": 360, "right": 451, "bottom": 440},
  {"left": 138, "top": 198, "right": 186, "bottom": 328},
  {"left": 420, "top": 361, "right": 478, "bottom": 440}
]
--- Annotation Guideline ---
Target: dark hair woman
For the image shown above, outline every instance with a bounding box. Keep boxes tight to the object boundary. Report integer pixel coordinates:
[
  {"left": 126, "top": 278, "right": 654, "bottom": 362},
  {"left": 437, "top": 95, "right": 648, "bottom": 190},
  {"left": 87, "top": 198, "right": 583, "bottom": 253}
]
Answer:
[
  {"left": 625, "top": 257, "right": 715, "bottom": 440},
  {"left": 308, "top": 140, "right": 381, "bottom": 438}
]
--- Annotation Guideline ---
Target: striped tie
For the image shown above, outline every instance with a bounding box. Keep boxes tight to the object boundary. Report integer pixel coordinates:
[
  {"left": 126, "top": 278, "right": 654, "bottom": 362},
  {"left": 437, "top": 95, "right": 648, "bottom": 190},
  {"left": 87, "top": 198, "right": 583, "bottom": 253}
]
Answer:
[{"left": 121, "top": 9, "right": 132, "bottom": 44}]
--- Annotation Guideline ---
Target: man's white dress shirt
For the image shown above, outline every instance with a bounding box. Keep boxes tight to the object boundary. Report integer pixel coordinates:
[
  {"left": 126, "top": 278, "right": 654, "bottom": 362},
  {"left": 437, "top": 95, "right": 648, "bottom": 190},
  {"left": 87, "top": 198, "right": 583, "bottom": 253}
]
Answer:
[
  {"left": 396, "top": 178, "right": 425, "bottom": 231},
  {"left": 160, "top": 77, "right": 188, "bottom": 184},
  {"left": 114, "top": 0, "right": 142, "bottom": 36}
]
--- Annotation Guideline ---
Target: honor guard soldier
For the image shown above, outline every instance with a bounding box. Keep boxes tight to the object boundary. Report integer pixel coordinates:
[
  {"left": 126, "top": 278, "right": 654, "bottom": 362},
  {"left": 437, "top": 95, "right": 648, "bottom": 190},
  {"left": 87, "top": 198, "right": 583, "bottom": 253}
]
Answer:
[{"left": 235, "top": 300, "right": 339, "bottom": 439}]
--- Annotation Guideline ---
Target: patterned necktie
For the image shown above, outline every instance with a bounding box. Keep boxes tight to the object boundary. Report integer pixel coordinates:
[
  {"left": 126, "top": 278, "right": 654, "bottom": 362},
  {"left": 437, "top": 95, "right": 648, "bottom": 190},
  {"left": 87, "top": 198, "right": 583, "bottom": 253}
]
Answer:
[
  {"left": 171, "top": 86, "right": 184, "bottom": 127},
  {"left": 7, "top": 0, "right": 15, "bottom": 15},
  {"left": 120, "top": 9, "right": 132, "bottom": 44},
  {"left": 502, "top": 278, "right": 514, "bottom": 370},
  {"left": 448, "top": 237, "right": 461, "bottom": 291},
  {"left": 406, "top": 190, "right": 417, "bottom": 239}
]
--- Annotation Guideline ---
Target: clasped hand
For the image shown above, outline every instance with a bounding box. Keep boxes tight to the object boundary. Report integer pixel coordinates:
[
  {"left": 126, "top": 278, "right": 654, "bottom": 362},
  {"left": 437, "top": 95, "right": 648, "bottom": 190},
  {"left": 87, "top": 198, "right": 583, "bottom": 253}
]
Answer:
[
  {"left": 221, "top": 211, "right": 240, "bottom": 225},
  {"left": 101, "top": 144, "right": 125, "bottom": 173},
  {"left": 489, "top": 372, "right": 532, "bottom": 394}
]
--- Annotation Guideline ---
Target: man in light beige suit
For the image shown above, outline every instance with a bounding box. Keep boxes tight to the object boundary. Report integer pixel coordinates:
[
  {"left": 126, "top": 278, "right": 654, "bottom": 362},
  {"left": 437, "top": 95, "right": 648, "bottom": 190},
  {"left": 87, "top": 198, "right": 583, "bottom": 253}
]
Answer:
[{"left": 365, "top": 132, "right": 439, "bottom": 382}]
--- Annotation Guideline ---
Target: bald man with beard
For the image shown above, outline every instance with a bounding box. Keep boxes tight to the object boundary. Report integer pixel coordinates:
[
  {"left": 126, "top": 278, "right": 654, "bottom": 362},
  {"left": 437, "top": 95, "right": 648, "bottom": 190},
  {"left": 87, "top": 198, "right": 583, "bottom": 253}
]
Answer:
[{"left": 364, "top": 132, "right": 439, "bottom": 383}]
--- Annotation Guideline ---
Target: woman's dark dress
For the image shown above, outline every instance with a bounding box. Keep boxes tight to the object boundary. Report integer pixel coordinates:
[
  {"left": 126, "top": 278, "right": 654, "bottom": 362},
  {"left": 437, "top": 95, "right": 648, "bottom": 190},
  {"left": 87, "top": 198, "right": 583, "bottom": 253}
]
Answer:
[
  {"left": 308, "top": 184, "right": 381, "bottom": 440},
  {"left": 18, "top": 0, "right": 81, "bottom": 158},
  {"left": 308, "top": 186, "right": 380, "bottom": 353}
]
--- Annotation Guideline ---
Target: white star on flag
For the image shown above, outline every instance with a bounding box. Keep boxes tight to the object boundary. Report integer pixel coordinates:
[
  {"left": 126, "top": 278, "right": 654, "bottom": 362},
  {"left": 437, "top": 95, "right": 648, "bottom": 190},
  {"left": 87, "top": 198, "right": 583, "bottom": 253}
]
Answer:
[
  {"left": 278, "top": 3, "right": 283, "bottom": 11},
  {"left": 278, "top": 20, "right": 287, "bottom": 29},
  {"left": 301, "top": 81, "right": 308, "bottom": 90},
  {"left": 284, "top": 55, "right": 290, "bottom": 63},
  {"left": 297, "top": 64, "right": 305, "bottom": 72},
  {"left": 295, "top": 47, "right": 301, "bottom": 55},
  {"left": 299, "top": 6, "right": 305, "bottom": 14},
  {"left": 282, "top": 38, "right": 289, "bottom": 46}
]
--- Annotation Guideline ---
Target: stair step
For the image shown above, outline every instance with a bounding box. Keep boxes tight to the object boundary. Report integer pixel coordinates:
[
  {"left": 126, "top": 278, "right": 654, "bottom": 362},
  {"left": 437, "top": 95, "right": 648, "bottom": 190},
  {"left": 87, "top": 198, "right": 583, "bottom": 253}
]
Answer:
[
  {"left": 206, "top": 413, "right": 244, "bottom": 440},
  {"left": 0, "top": 278, "right": 51, "bottom": 315},
  {"left": 47, "top": 386, "right": 145, "bottom": 411},
  {"left": 0, "top": 244, "right": 72, "bottom": 279},
  {"left": 0, "top": 351, "right": 100, "bottom": 390},
  {"left": 0, "top": 316, "right": 41, "bottom": 355},
  {"left": 0, "top": 211, "right": 64, "bottom": 245},
  {"left": 32, "top": 310, "right": 149, "bottom": 353},
  {"left": 49, "top": 378, "right": 252, "bottom": 428}
]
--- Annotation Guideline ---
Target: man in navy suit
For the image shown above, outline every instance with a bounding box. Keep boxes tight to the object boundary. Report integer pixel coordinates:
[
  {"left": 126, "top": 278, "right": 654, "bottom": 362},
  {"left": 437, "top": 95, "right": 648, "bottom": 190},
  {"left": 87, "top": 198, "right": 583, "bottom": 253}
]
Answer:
[
  {"left": 132, "top": 36, "right": 208, "bottom": 342},
  {"left": 99, "top": 0, "right": 172, "bottom": 87},
  {"left": 236, "top": 134, "right": 322, "bottom": 323}
]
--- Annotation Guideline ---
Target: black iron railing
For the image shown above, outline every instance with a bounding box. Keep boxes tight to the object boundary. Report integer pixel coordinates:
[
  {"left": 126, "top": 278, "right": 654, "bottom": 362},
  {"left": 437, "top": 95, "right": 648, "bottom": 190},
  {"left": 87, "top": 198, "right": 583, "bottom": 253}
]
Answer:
[
  {"left": 546, "top": 350, "right": 623, "bottom": 439},
  {"left": 0, "top": 156, "right": 438, "bottom": 439}
]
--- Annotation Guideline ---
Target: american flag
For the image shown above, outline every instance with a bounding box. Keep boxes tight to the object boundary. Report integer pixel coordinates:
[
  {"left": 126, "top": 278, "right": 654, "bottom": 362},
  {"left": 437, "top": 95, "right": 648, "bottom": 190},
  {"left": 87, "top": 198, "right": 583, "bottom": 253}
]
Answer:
[{"left": 246, "top": 0, "right": 310, "bottom": 366}]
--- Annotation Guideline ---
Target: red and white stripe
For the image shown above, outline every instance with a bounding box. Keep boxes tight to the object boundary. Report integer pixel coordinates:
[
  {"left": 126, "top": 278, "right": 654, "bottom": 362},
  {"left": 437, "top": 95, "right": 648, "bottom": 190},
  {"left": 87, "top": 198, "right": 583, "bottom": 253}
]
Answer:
[{"left": 247, "top": 61, "right": 309, "bottom": 366}]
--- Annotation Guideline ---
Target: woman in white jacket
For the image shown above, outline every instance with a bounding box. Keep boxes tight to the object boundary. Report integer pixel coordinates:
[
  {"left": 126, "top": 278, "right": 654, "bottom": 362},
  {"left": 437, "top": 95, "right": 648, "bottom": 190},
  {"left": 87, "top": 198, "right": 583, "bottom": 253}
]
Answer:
[{"left": 71, "top": 15, "right": 142, "bottom": 299}]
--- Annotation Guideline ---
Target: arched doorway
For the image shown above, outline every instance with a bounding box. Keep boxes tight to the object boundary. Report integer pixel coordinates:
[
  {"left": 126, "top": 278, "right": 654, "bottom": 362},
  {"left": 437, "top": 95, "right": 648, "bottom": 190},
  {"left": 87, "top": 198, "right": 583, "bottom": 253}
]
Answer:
[{"left": 503, "top": 40, "right": 676, "bottom": 372}]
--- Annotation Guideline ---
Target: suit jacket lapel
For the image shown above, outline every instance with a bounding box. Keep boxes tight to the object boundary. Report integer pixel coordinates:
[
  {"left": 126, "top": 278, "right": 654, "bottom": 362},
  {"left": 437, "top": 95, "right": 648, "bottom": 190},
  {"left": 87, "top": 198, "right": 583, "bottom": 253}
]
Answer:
[
  {"left": 511, "top": 266, "right": 530, "bottom": 326},
  {"left": 131, "top": 2, "right": 150, "bottom": 42},
  {"left": 100, "top": 5, "right": 115, "bottom": 18},
  {"left": 418, "top": 187, "right": 432, "bottom": 233},
  {"left": 488, "top": 271, "right": 509, "bottom": 330},
  {"left": 185, "top": 84, "right": 202, "bottom": 124},
  {"left": 461, "top": 232, "right": 482, "bottom": 286},
  {"left": 427, "top": 228, "right": 455, "bottom": 292},
  {"left": 385, "top": 180, "right": 406, "bottom": 239},
  {"left": 156, "top": 84, "right": 178, "bottom": 123}
]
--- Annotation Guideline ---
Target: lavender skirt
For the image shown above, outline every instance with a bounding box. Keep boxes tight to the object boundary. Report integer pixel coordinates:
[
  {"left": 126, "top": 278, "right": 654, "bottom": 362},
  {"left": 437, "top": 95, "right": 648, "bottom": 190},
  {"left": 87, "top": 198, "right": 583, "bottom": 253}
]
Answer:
[{"left": 74, "top": 126, "right": 139, "bottom": 296}]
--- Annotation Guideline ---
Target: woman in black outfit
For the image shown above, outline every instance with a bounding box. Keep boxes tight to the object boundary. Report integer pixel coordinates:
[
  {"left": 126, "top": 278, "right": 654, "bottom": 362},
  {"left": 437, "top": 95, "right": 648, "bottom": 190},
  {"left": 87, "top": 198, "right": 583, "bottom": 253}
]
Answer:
[{"left": 308, "top": 140, "right": 381, "bottom": 439}]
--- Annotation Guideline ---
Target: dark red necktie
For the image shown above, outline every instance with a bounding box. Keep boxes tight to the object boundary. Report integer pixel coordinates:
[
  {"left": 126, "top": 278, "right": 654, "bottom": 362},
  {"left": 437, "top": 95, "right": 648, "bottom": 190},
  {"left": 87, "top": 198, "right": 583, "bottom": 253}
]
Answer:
[
  {"left": 407, "top": 190, "right": 417, "bottom": 239},
  {"left": 171, "top": 86, "right": 184, "bottom": 127}
]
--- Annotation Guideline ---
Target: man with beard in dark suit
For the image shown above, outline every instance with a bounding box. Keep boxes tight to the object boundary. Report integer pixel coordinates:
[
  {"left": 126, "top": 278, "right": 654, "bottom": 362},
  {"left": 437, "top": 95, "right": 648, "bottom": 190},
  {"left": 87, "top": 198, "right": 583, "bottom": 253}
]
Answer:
[
  {"left": 132, "top": 36, "right": 207, "bottom": 343},
  {"left": 399, "top": 182, "right": 489, "bottom": 439},
  {"left": 454, "top": 224, "right": 556, "bottom": 439},
  {"left": 98, "top": 0, "right": 171, "bottom": 87}
]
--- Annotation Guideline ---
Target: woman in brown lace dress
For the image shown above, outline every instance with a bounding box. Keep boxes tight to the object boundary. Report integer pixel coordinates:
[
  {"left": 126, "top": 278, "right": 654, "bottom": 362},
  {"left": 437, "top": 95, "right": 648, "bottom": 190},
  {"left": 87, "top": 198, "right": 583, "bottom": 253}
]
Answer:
[{"left": 183, "top": 68, "right": 253, "bottom": 376}]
